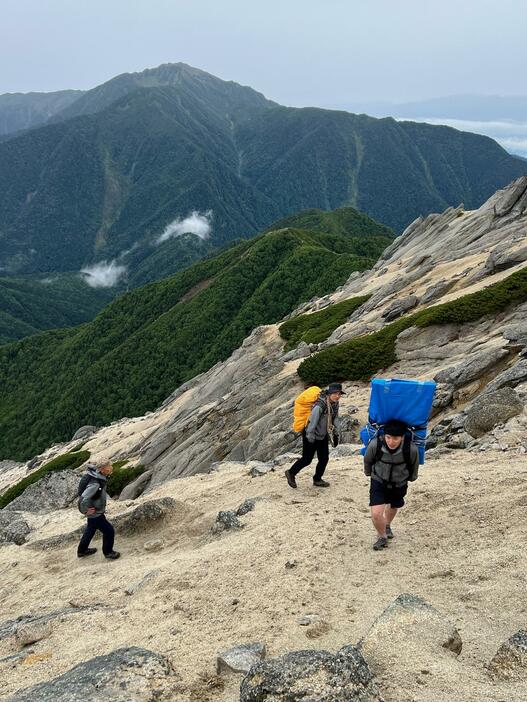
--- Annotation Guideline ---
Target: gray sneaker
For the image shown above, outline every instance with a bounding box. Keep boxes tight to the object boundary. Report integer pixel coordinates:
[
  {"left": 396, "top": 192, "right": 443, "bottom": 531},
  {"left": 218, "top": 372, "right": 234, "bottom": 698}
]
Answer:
[
  {"left": 373, "top": 537, "right": 388, "bottom": 551},
  {"left": 385, "top": 524, "right": 394, "bottom": 539}
]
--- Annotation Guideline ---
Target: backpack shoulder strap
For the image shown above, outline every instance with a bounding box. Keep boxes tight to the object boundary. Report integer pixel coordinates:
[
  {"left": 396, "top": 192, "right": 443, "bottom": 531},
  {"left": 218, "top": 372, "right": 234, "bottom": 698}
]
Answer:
[
  {"left": 402, "top": 433, "right": 413, "bottom": 471},
  {"left": 374, "top": 433, "right": 384, "bottom": 463}
]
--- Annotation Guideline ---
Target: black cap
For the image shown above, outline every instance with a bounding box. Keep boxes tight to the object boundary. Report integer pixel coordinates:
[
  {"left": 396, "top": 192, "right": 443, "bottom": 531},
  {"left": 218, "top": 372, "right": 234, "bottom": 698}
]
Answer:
[
  {"left": 327, "top": 383, "right": 345, "bottom": 395},
  {"left": 383, "top": 419, "right": 407, "bottom": 437}
]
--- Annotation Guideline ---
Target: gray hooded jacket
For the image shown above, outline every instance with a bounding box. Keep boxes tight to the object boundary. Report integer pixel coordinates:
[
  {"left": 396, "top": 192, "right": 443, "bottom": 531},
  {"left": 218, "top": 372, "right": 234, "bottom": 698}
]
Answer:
[
  {"left": 305, "top": 391, "right": 340, "bottom": 442},
  {"left": 79, "top": 467, "right": 108, "bottom": 518}
]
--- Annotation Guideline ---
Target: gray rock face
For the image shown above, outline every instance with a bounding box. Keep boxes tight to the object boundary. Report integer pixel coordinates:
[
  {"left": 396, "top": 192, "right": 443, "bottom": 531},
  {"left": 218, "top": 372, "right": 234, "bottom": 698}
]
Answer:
[
  {"left": 0, "top": 606, "right": 104, "bottom": 642},
  {"left": 0, "top": 512, "right": 31, "bottom": 545},
  {"left": 217, "top": 642, "right": 266, "bottom": 674},
  {"left": 483, "top": 359, "right": 527, "bottom": 394},
  {"left": 28, "top": 497, "right": 178, "bottom": 550},
  {"left": 71, "top": 425, "right": 97, "bottom": 442},
  {"left": 7, "top": 469, "right": 81, "bottom": 513},
  {"left": 118, "top": 470, "right": 153, "bottom": 501},
  {"left": 396, "top": 324, "right": 460, "bottom": 362},
  {"left": 382, "top": 295, "right": 418, "bottom": 322},
  {"left": 359, "top": 593, "right": 462, "bottom": 677},
  {"left": 488, "top": 629, "right": 527, "bottom": 680},
  {"left": 6, "top": 647, "right": 173, "bottom": 701},
  {"left": 240, "top": 646, "right": 382, "bottom": 702},
  {"left": 485, "top": 245, "right": 527, "bottom": 273},
  {"left": 464, "top": 387, "right": 524, "bottom": 438},
  {"left": 282, "top": 341, "right": 311, "bottom": 362},
  {"left": 431, "top": 383, "right": 454, "bottom": 412},
  {"left": 434, "top": 348, "right": 509, "bottom": 388},
  {"left": 331, "top": 444, "right": 363, "bottom": 458},
  {"left": 247, "top": 462, "right": 274, "bottom": 478},
  {"left": 420, "top": 278, "right": 457, "bottom": 304},
  {"left": 503, "top": 320, "right": 527, "bottom": 349},
  {"left": 124, "top": 570, "right": 161, "bottom": 596}
]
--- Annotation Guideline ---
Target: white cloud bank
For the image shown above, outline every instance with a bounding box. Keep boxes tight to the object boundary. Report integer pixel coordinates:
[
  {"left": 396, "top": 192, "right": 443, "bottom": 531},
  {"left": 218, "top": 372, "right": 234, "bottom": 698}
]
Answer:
[
  {"left": 80, "top": 260, "right": 127, "bottom": 288},
  {"left": 157, "top": 210, "right": 213, "bottom": 244},
  {"left": 397, "top": 116, "right": 527, "bottom": 157}
]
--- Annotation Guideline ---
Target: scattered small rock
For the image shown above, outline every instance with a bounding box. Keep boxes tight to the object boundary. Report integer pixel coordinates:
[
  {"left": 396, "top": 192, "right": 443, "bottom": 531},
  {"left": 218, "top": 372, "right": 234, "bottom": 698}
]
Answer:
[
  {"left": 143, "top": 538, "right": 164, "bottom": 552},
  {"left": 217, "top": 642, "right": 266, "bottom": 675},
  {"left": 15, "top": 620, "right": 52, "bottom": 647},
  {"left": 488, "top": 629, "right": 527, "bottom": 680},
  {"left": 211, "top": 511, "right": 243, "bottom": 534},
  {"left": 285, "top": 560, "right": 297, "bottom": 569},
  {"left": 124, "top": 570, "right": 161, "bottom": 596}
]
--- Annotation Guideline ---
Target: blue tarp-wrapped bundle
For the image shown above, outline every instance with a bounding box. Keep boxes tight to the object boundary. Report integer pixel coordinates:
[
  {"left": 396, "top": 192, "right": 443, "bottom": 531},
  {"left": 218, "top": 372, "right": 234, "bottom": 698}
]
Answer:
[{"left": 360, "top": 378, "right": 437, "bottom": 464}]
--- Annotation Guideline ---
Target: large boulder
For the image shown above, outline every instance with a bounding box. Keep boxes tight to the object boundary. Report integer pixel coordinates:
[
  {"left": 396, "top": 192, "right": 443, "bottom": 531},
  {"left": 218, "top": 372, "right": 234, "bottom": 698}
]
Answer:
[
  {"left": 217, "top": 642, "right": 266, "bottom": 674},
  {"left": 487, "top": 630, "right": 527, "bottom": 681},
  {"left": 6, "top": 647, "right": 174, "bottom": 701},
  {"left": 359, "top": 594, "right": 462, "bottom": 677},
  {"left": 71, "top": 425, "right": 97, "bottom": 442},
  {"left": 434, "top": 347, "right": 510, "bottom": 388},
  {"left": 240, "top": 646, "right": 383, "bottom": 702},
  {"left": 464, "top": 387, "right": 524, "bottom": 438},
  {"left": 7, "top": 469, "right": 81, "bottom": 513}
]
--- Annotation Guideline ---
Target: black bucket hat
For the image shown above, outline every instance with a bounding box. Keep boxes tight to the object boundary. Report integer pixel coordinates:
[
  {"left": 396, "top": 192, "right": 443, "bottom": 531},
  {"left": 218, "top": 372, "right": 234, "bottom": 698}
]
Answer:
[{"left": 327, "top": 383, "right": 345, "bottom": 395}]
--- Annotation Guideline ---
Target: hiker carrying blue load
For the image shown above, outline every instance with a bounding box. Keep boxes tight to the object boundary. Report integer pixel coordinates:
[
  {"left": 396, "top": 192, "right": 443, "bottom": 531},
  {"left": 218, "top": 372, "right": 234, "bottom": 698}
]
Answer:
[
  {"left": 363, "top": 419, "right": 419, "bottom": 551},
  {"left": 77, "top": 459, "right": 120, "bottom": 560},
  {"left": 285, "top": 383, "right": 344, "bottom": 489}
]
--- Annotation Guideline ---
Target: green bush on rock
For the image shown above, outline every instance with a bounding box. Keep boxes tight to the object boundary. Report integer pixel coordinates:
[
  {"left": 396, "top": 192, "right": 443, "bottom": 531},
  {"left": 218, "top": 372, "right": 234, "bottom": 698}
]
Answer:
[
  {"left": 106, "top": 462, "right": 147, "bottom": 498},
  {"left": 298, "top": 267, "right": 527, "bottom": 385},
  {"left": 279, "top": 296, "right": 370, "bottom": 351}
]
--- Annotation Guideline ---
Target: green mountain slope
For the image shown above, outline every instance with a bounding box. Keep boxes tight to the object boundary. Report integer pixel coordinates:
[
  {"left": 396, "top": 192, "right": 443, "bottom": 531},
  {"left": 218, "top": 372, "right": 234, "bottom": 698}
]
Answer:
[
  {"left": 0, "top": 64, "right": 524, "bottom": 279},
  {"left": 0, "top": 275, "right": 114, "bottom": 344},
  {"left": 0, "top": 220, "right": 391, "bottom": 460},
  {"left": 0, "top": 89, "right": 83, "bottom": 137}
]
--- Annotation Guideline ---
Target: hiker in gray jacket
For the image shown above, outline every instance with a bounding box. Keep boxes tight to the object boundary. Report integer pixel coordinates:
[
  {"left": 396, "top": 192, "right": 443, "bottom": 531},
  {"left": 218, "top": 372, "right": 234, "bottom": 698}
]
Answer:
[
  {"left": 77, "top": 459, "right": 120, "bottom": 560},
  {"left": 285, "top": 383, "right": 343, "bottom": 489},
  {"left": 364, "top": 419, "right": 419, "bottom": 551}
]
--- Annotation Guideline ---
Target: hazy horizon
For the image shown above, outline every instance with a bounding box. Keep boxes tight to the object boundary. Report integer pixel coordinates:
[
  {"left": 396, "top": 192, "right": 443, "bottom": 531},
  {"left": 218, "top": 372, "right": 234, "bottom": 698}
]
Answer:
[{"left": 1, "top": 0, "right": 526, "bottom": 107}]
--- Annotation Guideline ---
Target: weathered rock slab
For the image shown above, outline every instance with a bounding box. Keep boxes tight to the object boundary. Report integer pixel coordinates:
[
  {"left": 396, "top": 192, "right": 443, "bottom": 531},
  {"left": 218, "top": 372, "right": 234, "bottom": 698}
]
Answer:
[
  {"left": 240, "top": 645, "right": 382, "bottom": 701},
  {"left": 15, "top": 620, "right": 52, "bottom": 647},
  {"left": 6, "top": 646, "right": 173, "bottom": 701},
  {"left": 464, "top": 387, "right": 524, "bottom": 438},
  {"left": 118, "top": 470, "right": 153, "bottom": 501},
  {"left": 434, "top": 348, "right": 509, "bottom": 388}
]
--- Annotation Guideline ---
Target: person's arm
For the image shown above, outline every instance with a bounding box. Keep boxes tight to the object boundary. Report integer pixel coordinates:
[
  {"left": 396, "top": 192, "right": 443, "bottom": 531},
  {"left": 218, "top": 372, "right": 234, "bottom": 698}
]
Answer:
[
  {"left": 408, "top": 446, "right": 419, "bottom": 481},
  {"left": 363, "top": 439, "right": 377, "bottom": 476},
  {"left": 79, "top": 481, "right": 100, "bottom": 514},
  {"left": 305, "top": 405, "right": 322, "bottom": 443}
]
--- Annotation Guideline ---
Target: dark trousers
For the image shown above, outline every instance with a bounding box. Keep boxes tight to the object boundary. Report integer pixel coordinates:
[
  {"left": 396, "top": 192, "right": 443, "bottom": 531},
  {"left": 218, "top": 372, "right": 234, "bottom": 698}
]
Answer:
[
  {"left": 78, "top": 515, "right": 114, "bottom": 556},
  {"left": 290, "top": 431, "right": 329, "bottom": 480}
]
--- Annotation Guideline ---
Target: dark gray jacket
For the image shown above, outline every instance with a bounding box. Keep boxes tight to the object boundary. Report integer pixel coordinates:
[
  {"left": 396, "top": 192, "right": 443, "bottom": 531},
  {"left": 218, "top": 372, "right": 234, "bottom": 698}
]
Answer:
[
  {"left": 79, "top": 468, "right": 108, "bottom": 518},
  {"left": 364, "top": 437, "right": 419, "bottom": 486},
  {"left": 305, "top": 392, "right": 340, "bottom": 442}
]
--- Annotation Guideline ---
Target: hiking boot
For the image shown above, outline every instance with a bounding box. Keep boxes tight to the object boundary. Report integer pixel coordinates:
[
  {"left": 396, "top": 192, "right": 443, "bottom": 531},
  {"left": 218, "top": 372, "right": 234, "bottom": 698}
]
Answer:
[
  {"left": 385, "top": 524, "right": 394, "bottom": 539},
  {"left": 313, "top": 478, "right": 330, "bottom": 488},
  {"left": 104, "top": 551, "right": 121, "bottom": 560},
  {"left": 373, "top": 536, "right": 388, "bottom": 551},
  {"left": 285, "top": 469, "right": 297, "bottom": 489},
  {"left": 77, "top": 548, "right": 97, "bottom": 558}
]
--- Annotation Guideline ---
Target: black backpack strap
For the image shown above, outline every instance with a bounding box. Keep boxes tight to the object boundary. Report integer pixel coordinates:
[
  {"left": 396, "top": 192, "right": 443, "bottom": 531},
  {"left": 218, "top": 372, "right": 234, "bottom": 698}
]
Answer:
[{"left": 402, "top": 432, "right": 413, "bottom": 472}]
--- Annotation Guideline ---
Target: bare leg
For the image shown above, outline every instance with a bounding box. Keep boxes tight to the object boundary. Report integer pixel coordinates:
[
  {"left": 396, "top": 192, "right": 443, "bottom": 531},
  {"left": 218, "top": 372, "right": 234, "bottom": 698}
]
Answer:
[
  {"left": 384, "top": 506, "right": 398, "bottom": 525},
  {"left": 371, "top": 505, "right": 387, "bottom": 537}
]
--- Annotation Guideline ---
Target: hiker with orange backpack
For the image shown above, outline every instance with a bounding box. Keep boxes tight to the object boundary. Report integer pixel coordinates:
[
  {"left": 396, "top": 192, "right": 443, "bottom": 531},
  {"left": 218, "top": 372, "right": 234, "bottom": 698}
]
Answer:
[{"left": 285, "top": 383, "right": 344, "bottom": 489}]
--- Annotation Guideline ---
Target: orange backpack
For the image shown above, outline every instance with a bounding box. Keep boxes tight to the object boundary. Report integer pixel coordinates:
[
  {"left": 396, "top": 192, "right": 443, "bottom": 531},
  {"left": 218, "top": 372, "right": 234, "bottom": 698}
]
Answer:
[{"left": 293, "top": 386, "right": 321, "bottom": 433}]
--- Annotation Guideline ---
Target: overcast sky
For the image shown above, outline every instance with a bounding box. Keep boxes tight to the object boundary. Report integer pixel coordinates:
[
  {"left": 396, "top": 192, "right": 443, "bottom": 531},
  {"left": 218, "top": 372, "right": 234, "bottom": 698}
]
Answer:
[{"left": 1, "top": 0, "right": 526, "bottom": 106}]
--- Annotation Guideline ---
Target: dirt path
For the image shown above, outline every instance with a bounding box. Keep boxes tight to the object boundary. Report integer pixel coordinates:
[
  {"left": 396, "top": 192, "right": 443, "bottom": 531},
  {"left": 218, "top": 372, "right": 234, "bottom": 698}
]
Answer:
[{"left": 1, "top": 450, "right": 526, "bottom": 701}]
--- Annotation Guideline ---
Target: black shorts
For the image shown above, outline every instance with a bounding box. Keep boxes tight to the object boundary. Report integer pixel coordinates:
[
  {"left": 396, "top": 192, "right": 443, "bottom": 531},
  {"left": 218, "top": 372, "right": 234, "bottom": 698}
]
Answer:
[{"left": 369, "top": 479, "right": 408, "bottom": 508}]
